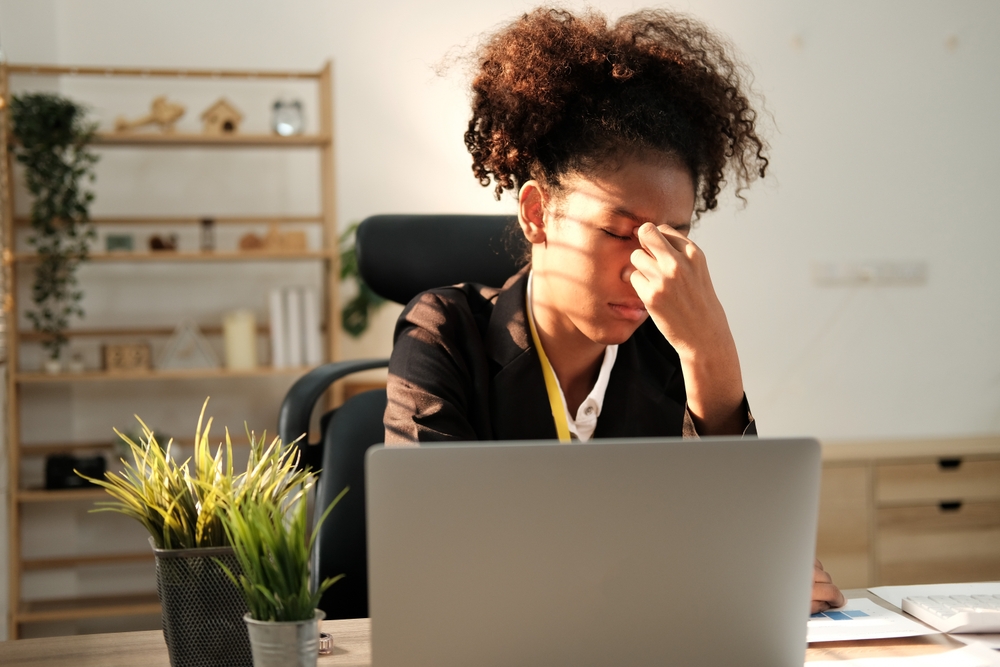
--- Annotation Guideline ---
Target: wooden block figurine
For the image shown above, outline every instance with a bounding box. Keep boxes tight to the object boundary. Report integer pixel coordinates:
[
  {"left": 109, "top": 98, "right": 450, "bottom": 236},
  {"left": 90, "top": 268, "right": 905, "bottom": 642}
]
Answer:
[
  {"left": 103, "top": 343, "right": 152, "bottom": 373},
  {"left": 238, "top": 225, "right": 307, "bottom": 252},
  {"left": 264, "top": 223, "right": 307, "bottom": 251},
  {"left": 201, "top": 98, "right": 244, "bottom": 134},
  {"left": 114, "top": 96, "right": 185, "bottom": 133}
]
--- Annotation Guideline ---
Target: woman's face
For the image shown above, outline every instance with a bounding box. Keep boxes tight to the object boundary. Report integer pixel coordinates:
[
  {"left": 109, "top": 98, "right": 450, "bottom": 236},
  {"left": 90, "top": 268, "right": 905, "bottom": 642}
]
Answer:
[{"left": 526, "top": 156, "right": 696, "bottom": 346}]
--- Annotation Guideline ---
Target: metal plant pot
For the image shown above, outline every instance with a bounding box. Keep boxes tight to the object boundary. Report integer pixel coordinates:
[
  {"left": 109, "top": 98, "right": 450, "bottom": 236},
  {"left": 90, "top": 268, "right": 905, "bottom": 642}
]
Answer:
[
  {"left": 244, "top": 610, "right": 325, "bottom": 667},
  {"left": 152, "top": 539, "right": 253, "bottom": 667}
]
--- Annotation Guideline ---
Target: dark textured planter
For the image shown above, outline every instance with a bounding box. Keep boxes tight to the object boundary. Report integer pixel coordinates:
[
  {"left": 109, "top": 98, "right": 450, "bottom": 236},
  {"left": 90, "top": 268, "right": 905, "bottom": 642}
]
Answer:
[{"left": 152, "top": 539, "right": 253, "bottom": 667}]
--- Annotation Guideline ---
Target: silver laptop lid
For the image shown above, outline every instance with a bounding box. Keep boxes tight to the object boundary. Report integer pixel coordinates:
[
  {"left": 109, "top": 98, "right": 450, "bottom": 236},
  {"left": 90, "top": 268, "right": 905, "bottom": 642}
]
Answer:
[{"left": 366, "top": 437, "right": 820, "bottom": 667}]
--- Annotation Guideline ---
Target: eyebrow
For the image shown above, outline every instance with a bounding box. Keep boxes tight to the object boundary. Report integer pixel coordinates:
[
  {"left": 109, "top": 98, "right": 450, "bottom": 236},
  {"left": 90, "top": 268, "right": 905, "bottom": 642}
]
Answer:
[
  {"left": 610, "top": 206, "right": 644, "bottom": 224},
  {"left": 609, "top": 206, "right": 691, "bottom": 231}
]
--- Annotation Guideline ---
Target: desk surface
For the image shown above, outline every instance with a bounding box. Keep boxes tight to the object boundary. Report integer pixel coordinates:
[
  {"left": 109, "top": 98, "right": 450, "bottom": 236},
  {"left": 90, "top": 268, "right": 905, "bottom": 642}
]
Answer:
[{"left": 0, "top": 591, "right": 977, "bottom": 666}]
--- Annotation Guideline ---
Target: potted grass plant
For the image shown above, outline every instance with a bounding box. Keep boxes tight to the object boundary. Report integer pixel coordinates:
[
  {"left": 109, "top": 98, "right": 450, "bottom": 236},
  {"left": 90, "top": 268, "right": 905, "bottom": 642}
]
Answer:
[
  {"left": 81, "top": 398, "right": 313, "bottom": 667},
  {"left": 220, "top": 487, "right": 347, "bottom": 667}
]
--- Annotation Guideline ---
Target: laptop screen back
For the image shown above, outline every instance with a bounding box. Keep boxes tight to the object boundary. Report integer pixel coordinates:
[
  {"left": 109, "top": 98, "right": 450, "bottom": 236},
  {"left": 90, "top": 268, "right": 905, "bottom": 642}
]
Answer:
[{"left": 366, "top": 437, "right": 820, "bottom": 667}]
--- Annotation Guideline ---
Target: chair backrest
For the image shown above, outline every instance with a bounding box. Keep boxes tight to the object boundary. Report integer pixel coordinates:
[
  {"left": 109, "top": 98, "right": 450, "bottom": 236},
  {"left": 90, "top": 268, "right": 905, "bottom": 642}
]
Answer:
[
  {"left": 312, "top": 389, "right": 387, "bottom": 618},
  {"left": 282, "top": 214, "right": 523, "bottom": 620},
  {"left": 357, "top": 214, "right": 520, "bottom": 305}
]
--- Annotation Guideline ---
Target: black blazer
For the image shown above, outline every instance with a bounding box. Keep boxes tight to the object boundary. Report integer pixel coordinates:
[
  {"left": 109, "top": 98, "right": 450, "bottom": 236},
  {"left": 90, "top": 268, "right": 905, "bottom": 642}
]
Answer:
[{"left": 384, "top": 269, "right": 754, "bottom": 443}]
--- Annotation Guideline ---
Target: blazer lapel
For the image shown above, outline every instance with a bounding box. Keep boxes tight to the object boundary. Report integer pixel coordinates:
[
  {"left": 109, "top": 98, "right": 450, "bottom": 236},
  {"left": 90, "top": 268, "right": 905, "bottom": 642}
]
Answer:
[
  {"left": 484, "top": 269, "right": 558, "bottom": 440},
  {"left": 594, "top": 321, "right": 687, "bottom": 438}
]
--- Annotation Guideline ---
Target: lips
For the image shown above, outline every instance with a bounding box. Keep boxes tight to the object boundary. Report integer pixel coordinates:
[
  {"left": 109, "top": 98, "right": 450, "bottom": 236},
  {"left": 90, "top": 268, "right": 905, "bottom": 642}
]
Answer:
[{"left": 608, "top": 301, "right": 647, "bottom": 321}]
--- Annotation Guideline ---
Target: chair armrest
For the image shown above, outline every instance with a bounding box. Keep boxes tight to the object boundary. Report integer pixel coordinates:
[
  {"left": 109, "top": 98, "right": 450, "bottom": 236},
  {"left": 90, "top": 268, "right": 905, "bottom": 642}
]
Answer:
[{"left": 278, "top": 358, "right": 390, "bottom": 458}]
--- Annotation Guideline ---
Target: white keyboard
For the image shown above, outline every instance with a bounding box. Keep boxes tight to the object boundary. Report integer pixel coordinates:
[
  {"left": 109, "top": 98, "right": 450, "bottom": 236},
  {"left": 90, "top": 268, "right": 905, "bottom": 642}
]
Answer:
[{"left": 902, "top": 594, "right": 1000, "bottom": 633}]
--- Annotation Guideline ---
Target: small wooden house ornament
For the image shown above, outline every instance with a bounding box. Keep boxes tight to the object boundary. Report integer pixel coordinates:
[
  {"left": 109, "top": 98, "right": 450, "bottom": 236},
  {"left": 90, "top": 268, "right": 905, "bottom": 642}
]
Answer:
[{"left": 200, "top": 98, "right": 244, "bottom": 135}]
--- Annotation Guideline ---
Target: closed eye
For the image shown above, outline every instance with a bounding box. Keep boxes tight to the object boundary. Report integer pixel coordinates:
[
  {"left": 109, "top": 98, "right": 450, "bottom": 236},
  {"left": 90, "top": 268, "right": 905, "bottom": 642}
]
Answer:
[{"left": 601, "top": 229, "right": 631, "bottom": 241}]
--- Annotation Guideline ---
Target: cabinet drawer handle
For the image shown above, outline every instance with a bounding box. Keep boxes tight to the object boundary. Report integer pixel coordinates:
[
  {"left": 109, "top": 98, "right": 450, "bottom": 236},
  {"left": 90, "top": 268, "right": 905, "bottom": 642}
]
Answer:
[
  {"left": 938, "top": 458, "right": 962, "bottom": 470},
  {"left": 939, "top": 501, "right": 963, "bottom": 512}
]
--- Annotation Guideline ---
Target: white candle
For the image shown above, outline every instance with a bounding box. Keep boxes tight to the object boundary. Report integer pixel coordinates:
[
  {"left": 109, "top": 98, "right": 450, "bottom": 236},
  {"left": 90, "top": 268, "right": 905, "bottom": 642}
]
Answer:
[{"left": 223, "top": 309, "right": 258, "bottom": 370}]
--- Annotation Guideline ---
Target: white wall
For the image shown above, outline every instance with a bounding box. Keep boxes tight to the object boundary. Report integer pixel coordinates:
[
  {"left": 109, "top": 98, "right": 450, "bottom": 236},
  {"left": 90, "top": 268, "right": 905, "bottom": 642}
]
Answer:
[
  {"left": 1, "top": 0, "right": 999, "bottom": 637},
  {"left": 0, "top": 0, "right": 992, "bottom": 436}
]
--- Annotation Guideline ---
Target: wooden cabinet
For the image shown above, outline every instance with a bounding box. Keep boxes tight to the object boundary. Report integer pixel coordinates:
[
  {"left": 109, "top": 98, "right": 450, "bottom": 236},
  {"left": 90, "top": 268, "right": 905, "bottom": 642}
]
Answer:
[
  {"left": 1, "top": 62, "right": 338, "bottom": 638},
  {"left": 817, "top": 437, "right": 1000, "bottom": 589},
  {"left": 815, "top": 463, "right": 872, "bottom": 589}
]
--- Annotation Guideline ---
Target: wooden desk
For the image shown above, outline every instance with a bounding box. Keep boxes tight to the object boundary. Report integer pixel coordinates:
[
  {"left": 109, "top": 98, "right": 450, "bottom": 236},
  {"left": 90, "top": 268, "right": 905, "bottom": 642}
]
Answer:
[{"left": 0, "top": 591, "right": 978, "bottom": 666}]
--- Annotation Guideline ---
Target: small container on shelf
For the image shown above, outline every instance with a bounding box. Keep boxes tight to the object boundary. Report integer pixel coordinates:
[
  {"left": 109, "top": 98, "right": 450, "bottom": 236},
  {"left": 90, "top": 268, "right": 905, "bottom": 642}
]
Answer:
[
  {"left": 104, "top": 343, "right": 152, "bottom": 373},
  {"left": 223, "top": 309, "right": 259, "bottom": 370}
]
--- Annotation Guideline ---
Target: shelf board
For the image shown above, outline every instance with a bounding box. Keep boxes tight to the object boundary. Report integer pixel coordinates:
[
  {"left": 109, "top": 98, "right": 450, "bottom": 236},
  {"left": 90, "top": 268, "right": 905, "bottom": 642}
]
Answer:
[
  {"left": 92, "top": 132, "right": 330, "bottom": 147},
  {"left": 16, "top": 365, "right": 313, "bottom": 384},
  {"left": 15, "top": 214, "right": 324, "bottom": 227},
  {"left": 19, "top": 441, "right": 117, "bottom": 456},
  {"left": 19, "top": 433, "right": 258, "bottom": 456},
  {"left": 7, "top": 63, "right": 322, "bottom": 80},
  {"left": 14, "top": 249, "right": 332, "bottom": 264},
  {"left": 17, "top": 593, "right": 161, "bottom": 624},
  {"left": 18, "top": 488, "right": 107, "bottom": 503},
  {"left": 18, "top": 323, "right": 278, "bottom": 342},
  {"left": 22, "top": 552, "right": 155, "bottom": 572}
]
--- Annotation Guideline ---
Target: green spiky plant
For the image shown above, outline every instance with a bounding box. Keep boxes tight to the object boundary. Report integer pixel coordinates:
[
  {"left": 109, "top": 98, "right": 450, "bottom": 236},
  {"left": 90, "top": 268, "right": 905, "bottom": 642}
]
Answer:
[
  {"left": 80, "top": 398, "right": 314, "bottom": 549},
  {"left": 218, "top": 487, "right": 347, "bottom": 622},
  {"left": 10, "top": 93, "right": 99, "bottom": 361}
]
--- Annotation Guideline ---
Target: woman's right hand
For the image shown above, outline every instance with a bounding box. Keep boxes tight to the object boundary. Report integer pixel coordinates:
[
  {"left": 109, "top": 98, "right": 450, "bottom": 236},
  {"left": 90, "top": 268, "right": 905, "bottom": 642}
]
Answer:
[{"left": 628, "top": 222, "right": 746, "bottom": 435}]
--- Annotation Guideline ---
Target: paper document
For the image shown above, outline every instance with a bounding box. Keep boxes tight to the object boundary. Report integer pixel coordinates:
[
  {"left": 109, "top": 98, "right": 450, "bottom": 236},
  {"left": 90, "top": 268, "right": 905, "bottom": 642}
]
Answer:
[
  {"left": 808, "top": 598, "right": 936, "bottom": 643},
  {"left": 808, "top": 643, "right": 1000, "bottom": 666}
]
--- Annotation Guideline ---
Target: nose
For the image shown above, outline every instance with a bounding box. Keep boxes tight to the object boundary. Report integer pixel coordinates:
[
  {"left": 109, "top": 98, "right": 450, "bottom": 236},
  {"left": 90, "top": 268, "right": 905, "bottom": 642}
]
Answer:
[{"left": 621, "top": 263, "right": 636, "bottom": 283}]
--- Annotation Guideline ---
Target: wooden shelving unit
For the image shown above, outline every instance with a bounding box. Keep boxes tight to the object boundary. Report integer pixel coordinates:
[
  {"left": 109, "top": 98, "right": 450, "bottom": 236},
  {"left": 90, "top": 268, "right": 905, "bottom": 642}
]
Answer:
[{"left": 1, "top": 61, "right": 339, "bottom": 638}]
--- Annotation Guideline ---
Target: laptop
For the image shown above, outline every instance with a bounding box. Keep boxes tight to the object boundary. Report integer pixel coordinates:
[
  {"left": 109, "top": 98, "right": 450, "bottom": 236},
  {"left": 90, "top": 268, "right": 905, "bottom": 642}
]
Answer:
[{"left": 365, "top": 437, "right": 821, "bottom": 667}]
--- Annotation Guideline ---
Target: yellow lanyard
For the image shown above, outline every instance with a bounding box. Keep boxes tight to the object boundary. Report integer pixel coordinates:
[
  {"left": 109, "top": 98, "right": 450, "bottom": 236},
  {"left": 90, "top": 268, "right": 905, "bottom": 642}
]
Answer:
[{"left": 526, "top": 299, "right": 572, "bottom": 443}]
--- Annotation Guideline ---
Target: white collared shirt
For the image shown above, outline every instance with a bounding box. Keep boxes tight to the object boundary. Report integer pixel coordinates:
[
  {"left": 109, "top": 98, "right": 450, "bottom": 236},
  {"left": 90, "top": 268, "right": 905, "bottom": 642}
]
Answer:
[{"left": 527, "top": 272, "right": 618, "bottom": 442}]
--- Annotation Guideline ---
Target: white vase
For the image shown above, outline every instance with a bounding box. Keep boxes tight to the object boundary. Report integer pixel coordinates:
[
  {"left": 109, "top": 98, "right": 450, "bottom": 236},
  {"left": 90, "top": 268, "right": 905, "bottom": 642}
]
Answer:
[
  {"left": 244, "top": 609, "right": 325, "bottom": 667},
  {"left": 43, "top": 358, "right": 62, "bottom": 375}
]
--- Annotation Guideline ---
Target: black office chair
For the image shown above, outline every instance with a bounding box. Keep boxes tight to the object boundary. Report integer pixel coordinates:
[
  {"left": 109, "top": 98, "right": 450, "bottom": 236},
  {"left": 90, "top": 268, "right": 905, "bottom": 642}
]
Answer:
[{"left": 278, "top": 213, "right": 520, "bottom": 619}]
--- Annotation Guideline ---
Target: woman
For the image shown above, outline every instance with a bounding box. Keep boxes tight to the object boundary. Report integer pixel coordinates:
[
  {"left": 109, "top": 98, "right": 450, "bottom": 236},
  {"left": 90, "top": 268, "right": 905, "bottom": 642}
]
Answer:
[{"left": 384, "top": 7, "right": 843, "bottom": 611}]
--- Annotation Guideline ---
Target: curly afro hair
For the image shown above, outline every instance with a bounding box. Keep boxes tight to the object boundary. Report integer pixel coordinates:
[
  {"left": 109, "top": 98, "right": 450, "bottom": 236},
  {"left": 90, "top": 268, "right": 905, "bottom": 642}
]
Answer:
[{"left": 465, "top": 8, "right": 769, "bottom": 216}]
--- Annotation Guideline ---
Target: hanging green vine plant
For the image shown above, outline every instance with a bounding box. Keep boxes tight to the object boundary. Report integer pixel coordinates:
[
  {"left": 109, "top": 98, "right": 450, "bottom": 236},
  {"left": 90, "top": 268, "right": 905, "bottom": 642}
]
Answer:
[
  {"left": 339, "top": 221, "right": 385, "bottom": 338},
  {"left": 10, "top": 93, "right": 98, "bottom": 361}
]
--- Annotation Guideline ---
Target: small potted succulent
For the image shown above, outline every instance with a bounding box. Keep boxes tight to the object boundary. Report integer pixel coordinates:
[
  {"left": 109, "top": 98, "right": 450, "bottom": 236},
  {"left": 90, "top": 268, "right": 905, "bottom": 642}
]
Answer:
[
  {"left": 220, "top": 486, "right": 347, "bottom": 667},
  {"left": 81, "top": 398, "right": 313, "bottom": 667}
]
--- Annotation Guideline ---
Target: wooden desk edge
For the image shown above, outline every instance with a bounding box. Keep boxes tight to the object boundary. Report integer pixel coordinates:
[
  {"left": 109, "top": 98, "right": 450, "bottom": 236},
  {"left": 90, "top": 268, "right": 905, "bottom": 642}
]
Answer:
[{"left": 0, "top": 596, "right": 967, "bottom": 667}]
